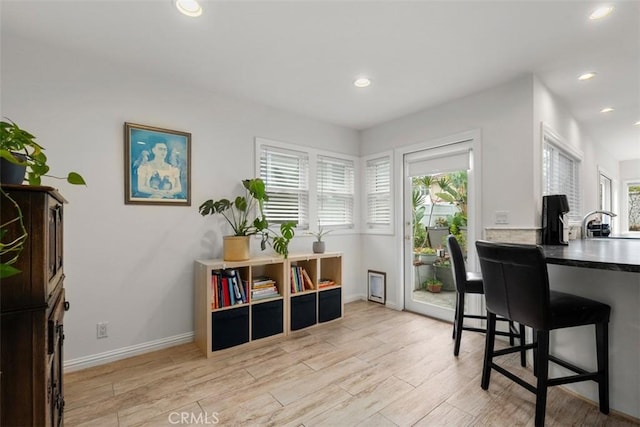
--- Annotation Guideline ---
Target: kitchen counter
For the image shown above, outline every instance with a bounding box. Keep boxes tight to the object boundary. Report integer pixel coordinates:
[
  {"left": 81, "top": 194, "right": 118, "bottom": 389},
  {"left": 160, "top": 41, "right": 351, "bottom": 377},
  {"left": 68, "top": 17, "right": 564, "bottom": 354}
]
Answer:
[
  {"left": 542, "top": 238, "right": 640, "bottom": 273},
  {"left": 540, "top": 238, "right": 639, "bottom": 419}
]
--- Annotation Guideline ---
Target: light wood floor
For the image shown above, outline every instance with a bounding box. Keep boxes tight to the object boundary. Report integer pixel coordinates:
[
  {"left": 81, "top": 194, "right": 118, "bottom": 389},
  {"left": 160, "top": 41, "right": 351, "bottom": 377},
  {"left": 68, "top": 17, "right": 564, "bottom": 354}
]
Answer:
[{"left": 65, "top": 301, "right": 638, "bottom": 426}]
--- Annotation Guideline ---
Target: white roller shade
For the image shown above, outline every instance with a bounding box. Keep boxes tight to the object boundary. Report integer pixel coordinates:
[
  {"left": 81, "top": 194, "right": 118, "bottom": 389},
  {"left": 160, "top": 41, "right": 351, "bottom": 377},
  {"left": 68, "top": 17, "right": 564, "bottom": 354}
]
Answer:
[{"left": 405, "top": 142, "right": 471, "bottom": 177}]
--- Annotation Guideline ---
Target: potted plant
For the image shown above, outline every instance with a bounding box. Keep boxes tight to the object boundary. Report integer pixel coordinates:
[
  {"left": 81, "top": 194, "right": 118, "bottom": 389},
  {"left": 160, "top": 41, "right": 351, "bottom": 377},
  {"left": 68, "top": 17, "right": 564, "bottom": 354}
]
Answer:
[
  {"left": 308, "top": 225, "right": 332, "bottom": 253},
  {"left": 425, "top": 278, "right": 443, "bottom": 293},
  {"left": 1, "top": 119, "right": 87, "bottom": 278},
  {"left": 198, "top": 178, "right": 295, "bottom": 260},
  {"left": 434, "top": 257, "right": 455, "bottom": 291},
  {"left": 428, "top": 216, "right": 450, "bottom": 249},
  {"left": 1, "top": 119, "right": 85, "bottom": 185}
]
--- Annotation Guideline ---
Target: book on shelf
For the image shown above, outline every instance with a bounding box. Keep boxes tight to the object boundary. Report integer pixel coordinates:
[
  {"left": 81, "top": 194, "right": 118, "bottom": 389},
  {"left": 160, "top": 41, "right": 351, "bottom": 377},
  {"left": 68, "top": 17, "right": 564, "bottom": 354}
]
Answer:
[
  {"left": 318, "top": 278, "right": 336, "bottom": 288},
  {"left": 251, "top": 276, "right": 275, "bottom": 288},
  {"left": 251, "top": 285, "right": 280, "bottom": 300},
  {"left": 210, "top": 269, "right": 249, "bottom": 309},
  {"left": 301, "top": 268, "right": 315, "bottom": 290},
  {"left": 291, "top": 265, "right": 314, "bottom": 293}
]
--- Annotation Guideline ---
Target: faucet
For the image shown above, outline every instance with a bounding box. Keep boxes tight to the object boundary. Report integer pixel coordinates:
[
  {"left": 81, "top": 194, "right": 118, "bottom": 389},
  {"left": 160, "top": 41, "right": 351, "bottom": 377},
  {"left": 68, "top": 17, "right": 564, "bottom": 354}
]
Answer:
[{"left": 581, "top": 210, "right": 617, "bottom": 239}]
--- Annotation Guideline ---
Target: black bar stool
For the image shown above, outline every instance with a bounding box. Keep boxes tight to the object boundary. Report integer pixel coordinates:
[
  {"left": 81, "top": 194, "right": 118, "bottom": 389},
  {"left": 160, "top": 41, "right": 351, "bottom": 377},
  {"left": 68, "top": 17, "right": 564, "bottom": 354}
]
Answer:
[
  {"left": 447, "top": 235, "right": 526, "bottom": 362},
  {"left": 476, "top": 240, "right": 610, "bottom": 427}
]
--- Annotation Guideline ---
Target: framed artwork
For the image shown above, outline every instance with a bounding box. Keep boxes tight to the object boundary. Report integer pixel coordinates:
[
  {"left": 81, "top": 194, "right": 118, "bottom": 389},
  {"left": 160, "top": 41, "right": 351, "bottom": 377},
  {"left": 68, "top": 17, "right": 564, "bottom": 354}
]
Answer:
[
  {"left": 124, "top": 122, "right": 191, "bottom": 206},
  {"left": 367, "top": 270, "right": 386, "bottom": 304}
]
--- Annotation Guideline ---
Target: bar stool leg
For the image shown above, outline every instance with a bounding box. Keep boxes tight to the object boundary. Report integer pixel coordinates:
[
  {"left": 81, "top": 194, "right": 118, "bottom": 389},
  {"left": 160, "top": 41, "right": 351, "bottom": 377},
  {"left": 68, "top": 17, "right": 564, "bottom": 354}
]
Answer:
[
  {"left": 534, "top": 330, "right": 550, "bottom": 427},
  {"left": 519, "top": 324, "right": 527, "bottom": 367},
  {"left": 481, "top": 311, "right": 496, "bottom": 390},
  {"left": 532, "top": 328, "right": 538, "bottom": 377},
  {"left": 453, "top": 292, "right": 464, "bottom": 356},
  {"left": 508, "top": 320, "right": 515, "bottom": 346},
  {"left": 596, "top": 322, "right": 610, "bottom": 414},
  {"left": 452, "top": 293, "right": 459, "bottom": 340},
  {"left": 454, "top": 292, "right": 466, "bottom": 356}
]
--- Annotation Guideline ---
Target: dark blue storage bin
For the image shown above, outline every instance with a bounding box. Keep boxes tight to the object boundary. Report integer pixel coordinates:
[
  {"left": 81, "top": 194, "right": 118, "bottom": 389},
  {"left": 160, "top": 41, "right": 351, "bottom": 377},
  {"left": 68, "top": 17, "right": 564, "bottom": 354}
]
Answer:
[
  {"left": 211, "top": 306, "right": 249, "bottom": 350},
  {"left": 252, "top": 299, "right": 283, "bottom": 339},
  {"left": 319, "top": 288, "right": 341, "bottom": 323},
  {"left": 290, "top": 293, "right": 317, "bottom": 330}
]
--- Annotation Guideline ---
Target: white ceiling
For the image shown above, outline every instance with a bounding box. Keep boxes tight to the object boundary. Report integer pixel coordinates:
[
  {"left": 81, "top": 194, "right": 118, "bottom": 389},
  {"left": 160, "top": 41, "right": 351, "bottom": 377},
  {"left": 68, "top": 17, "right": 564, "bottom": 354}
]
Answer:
[{"left": 2, "top": 0, "right": 639, "bottom": 160}]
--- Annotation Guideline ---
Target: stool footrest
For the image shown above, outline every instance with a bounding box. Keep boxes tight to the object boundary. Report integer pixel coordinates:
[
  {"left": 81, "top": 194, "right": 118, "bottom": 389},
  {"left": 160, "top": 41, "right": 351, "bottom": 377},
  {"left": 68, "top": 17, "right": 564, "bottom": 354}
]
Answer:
[
  {"left": 547, "top": 355, "right": 588, "bottom": 375},
  {"left": 491, "top": 363, "right": 537, "bottom": 394},
  {"left": 492, "top": 343, "right": 536, "bottom": 357}
]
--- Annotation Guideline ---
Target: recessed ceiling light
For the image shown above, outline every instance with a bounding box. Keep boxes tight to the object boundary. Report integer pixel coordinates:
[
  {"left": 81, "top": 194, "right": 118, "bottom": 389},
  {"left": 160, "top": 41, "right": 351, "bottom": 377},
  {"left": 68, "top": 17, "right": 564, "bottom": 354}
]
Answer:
[
  {"left": 600, "top": 107, "right": 614, "bottom": 113},
  {"left": 176, "top": 0, "right": 202, "bottom": 17},
  {"left": 589, "top": 6, "right": 614, "bottom": 20},
  {"left": 634, "top": 120, "right": 640, "bottom": 126},
  {"left": 578, "top": 72, "right": 597, "bottom": 81},
  {"left": 354, "top": 77, "right": 371, "bottom": 88}
]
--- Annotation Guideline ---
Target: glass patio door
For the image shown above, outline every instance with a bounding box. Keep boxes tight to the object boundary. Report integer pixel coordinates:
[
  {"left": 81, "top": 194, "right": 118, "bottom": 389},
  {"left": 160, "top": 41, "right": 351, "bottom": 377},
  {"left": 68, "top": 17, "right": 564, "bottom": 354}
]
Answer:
[{"left": 403, "top": 141, "right": 473, "bottom": 321}]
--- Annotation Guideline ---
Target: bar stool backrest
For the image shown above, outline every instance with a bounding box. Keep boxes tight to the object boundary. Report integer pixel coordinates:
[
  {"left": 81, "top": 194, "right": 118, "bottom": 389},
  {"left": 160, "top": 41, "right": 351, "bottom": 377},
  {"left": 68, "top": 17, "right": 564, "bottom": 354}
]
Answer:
[
  {"left": 475, "top": 240, "right": 552, "bottom": 331},
  {"left": 447, "top": 235, "right": 468, "bottom": 292}
]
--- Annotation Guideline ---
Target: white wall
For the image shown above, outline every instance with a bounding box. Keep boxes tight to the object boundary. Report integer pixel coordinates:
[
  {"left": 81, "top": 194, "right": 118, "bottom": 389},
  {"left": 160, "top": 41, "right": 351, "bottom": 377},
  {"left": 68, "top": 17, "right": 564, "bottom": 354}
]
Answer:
[
  {"left": 360, "top": 75, "right": 534, "bottom": 309},
  {"left": 1, "top": 34, "right": 361, "bottom": 362},
  {"left": 533, "top": 77, "right": 620, "bottom": 225}
]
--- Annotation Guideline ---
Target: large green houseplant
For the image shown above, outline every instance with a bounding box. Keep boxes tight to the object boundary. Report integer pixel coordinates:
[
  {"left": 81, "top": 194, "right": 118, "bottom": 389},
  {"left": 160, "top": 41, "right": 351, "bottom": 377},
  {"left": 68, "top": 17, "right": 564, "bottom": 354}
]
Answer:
[
  {"left": 1, "top": 119, "right": 87, "bottom": 278},
  {"left": 199, "top": 178, "right": 295, "bottom": 259}
]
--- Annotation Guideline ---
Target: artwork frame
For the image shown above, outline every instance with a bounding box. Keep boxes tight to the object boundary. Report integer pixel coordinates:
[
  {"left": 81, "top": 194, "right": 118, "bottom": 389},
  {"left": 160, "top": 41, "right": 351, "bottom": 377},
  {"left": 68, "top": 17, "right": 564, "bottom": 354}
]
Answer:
[
  {"left": 367, "top": 270, "right": 386, "bottom": 304},
  {"left": 124, "top": 122, "right": 191, "bottom": 206}
]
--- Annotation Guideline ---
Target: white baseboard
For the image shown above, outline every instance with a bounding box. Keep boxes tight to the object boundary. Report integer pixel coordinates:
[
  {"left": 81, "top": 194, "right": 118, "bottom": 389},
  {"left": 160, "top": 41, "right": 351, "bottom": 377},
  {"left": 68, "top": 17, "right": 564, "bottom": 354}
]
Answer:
[
  {"left": 64, "top": 332, "right": 194, "bottom": 372},
  {"left": 343, "top": 293, "right": 365, "bottom": 304}
]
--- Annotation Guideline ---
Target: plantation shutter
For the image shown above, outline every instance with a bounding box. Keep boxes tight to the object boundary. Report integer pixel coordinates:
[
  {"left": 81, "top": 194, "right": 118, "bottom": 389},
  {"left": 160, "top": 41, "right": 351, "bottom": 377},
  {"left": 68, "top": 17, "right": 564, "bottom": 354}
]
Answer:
[
  {"left": 259, "top": 145, "right": 309, "bottom": 227},
  {"left": 366, "top": 155, "right": 391, "bottom": 227},
  {"left": 543, "top": 138, "right": 581, "bottom": 221},
  {"left": 317, "top": 155, "right": 355, "bottom": 228}
]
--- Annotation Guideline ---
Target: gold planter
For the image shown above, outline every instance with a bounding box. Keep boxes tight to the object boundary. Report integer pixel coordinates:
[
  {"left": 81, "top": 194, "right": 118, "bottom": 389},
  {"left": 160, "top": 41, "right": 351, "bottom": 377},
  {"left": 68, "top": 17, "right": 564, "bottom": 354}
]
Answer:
[{"left": 223, "top": 236, "right": 250, "bottom": 261}]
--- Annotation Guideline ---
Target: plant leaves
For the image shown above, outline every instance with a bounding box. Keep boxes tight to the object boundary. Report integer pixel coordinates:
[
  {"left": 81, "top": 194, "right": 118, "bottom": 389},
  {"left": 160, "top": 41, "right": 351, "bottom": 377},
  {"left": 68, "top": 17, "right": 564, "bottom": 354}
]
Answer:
[
  {"left": 0, "top": 264, "right": 21, "bottom": 279},
  {"left": 234, "top": 196, "right": 247, "bottom": 212},
  {"left": 67, "top": 172, "right": 86, "bottom": 185}
]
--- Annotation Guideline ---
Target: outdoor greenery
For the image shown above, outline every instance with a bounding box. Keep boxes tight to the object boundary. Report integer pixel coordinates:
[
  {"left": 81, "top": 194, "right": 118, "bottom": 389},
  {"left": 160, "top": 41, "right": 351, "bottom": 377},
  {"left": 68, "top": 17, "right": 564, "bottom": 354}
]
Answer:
[
  {"left": 412, "top": 171, "right": 468, "bottom": 252},
  {"left": 629, "top": 185, "right": 640, "bottom": 231}
]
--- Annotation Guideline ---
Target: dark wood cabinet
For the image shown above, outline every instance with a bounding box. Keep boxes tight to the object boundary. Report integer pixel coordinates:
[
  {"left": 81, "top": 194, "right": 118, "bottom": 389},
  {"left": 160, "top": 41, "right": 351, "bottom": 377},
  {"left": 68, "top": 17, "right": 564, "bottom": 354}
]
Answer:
[{"left": 1, "top": 185, "right": 68, "bottom": 427}]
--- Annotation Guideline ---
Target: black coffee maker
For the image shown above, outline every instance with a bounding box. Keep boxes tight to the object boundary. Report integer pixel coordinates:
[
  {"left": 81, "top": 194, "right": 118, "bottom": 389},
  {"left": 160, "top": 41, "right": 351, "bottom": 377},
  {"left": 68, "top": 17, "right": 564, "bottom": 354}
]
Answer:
[{"left": 542, "top": 195, "right": 570, "bottom": 245}]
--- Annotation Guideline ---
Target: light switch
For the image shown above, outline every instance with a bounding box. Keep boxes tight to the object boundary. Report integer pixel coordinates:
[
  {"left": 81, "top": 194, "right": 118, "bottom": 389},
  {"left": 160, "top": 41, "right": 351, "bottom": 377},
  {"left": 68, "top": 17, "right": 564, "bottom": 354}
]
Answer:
[{"left": 495, "top": 211, "right": 509, "bottom": 224}]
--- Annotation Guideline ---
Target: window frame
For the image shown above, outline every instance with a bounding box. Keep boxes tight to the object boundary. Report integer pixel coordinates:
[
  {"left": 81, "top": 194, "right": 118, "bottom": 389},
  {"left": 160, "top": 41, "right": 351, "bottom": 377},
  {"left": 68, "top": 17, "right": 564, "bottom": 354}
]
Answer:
[
  {"left": 541, "top": 124, "right": 583, "bottom": 223},
  {"left": 362, "top": 151, "right": 394, "bottom": 235},
  {"left": 623, "top": 180, "right": 640, "bottom": 234},
  {"left": 255, "top": 137, "right": 360, "bottom": 234}
]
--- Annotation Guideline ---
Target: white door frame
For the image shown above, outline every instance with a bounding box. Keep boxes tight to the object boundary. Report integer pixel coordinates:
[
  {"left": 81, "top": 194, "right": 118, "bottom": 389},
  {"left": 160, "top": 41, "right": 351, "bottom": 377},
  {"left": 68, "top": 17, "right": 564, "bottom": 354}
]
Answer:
[{"left": 394, "top": 129, "right": 482, "bottom": 318}]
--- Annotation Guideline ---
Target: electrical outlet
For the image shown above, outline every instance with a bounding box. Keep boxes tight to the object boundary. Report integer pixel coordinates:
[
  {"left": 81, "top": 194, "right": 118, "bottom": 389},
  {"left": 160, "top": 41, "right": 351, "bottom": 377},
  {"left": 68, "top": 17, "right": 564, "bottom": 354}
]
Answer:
[{"left": 97, "top": 322, "right": 108, "bottom": 339}]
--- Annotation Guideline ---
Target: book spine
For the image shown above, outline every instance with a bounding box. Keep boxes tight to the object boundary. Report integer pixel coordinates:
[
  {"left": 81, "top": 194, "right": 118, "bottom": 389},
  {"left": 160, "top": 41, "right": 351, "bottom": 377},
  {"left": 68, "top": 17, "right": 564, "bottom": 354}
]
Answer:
[{"left": 301, "top": 268, "right": 314, "bottom": 290}]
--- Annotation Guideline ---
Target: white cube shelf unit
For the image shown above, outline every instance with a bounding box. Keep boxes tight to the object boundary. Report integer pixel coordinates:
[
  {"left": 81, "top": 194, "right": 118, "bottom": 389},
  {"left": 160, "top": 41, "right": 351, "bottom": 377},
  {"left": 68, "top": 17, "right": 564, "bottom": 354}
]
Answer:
[{"left": 194, "top": 252, "right": 342, "bottom": 357}]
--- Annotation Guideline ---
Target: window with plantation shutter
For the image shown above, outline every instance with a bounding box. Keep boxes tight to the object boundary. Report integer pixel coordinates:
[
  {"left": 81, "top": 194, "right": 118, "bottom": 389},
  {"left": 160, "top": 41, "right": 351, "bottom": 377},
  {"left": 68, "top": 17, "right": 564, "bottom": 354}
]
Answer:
[
  {"left": 366, "top": 155, "right": 391, "bottom": 228},
  {"left": 542, "top": 131, "right": 581, "bottom": 222},
  {"left": 317, "top": 155, "right": 355, "bottom": 228},
  {"left": 259, "top": 145, "right": 309, "bottom": 228}
]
